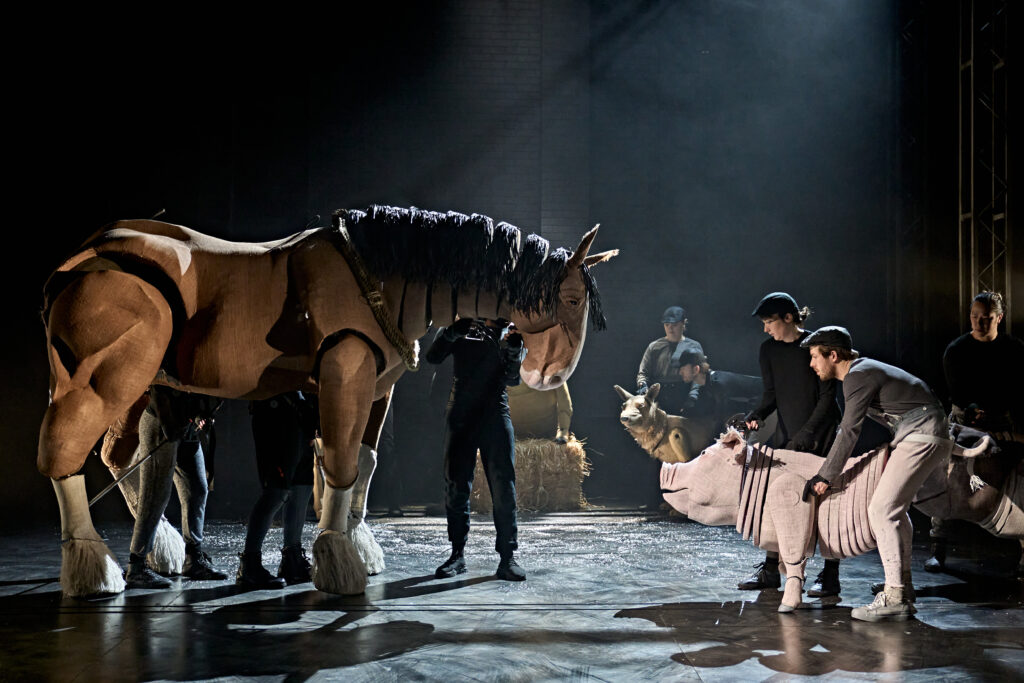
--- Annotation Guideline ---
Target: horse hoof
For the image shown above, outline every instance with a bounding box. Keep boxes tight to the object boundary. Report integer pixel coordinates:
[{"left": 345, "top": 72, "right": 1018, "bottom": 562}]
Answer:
[
  {"left": 60, "top": 538, "right": 126, "bottom": 597},
  {"left": 312, "top": 530, "right": 368, "bottom": 595},
  {"left": 349, "top": 519, "right": 385, "bottom": 576},
  {"left": 146, "top": 518, "right": 185, "bottom": 575}
]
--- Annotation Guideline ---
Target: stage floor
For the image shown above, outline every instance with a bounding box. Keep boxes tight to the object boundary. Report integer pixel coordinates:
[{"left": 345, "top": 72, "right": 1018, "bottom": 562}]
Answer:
[{"left": 1, "top": 510, "right": 1022, "bottom": 681}]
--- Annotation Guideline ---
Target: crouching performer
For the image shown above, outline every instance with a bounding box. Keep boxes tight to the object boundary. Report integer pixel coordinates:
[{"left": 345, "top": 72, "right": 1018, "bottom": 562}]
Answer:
[
  {"left": 801, "top": 326, "right": 952, "bottom": 622},
  {"left": 426, "top": 317, "right": 528, "bottom": 581}
]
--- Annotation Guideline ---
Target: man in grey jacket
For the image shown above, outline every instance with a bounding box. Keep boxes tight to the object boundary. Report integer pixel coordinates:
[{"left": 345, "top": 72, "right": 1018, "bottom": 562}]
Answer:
[
  {"left": 802, "top": 326, "right": 951, "bottom": 622},
  {"left": 636, "top": 306, "right": 704, "bottom": 412}
]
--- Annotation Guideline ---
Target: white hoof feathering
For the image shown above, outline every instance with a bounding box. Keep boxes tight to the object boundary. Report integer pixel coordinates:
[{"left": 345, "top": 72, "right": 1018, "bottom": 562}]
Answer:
[
  {"left": 349, "top": 517, "right": 385, "bottom": 575},
  {"left": 52, "top": 476, "right": 126, "bottom": 596},
  {"left": 147, "top": 517, "right": 186, "bottom": 575},
  {"left": 313, "top": 482, "right": 367, "bottom": 594},
  {"left": 348, "top": 444, "right": 385, "bottom": 575}
]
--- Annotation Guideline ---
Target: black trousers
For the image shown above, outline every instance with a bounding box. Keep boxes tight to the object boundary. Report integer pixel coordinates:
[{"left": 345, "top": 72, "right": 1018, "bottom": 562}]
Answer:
[{"left": 443, "top": 407, "right": 518, "bottom": 556}]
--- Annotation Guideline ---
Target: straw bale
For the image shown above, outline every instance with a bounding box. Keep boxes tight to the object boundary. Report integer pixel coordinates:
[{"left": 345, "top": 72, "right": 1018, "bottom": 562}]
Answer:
[{"left": 470, "top": 436, "right": 590, "bottom": 512}]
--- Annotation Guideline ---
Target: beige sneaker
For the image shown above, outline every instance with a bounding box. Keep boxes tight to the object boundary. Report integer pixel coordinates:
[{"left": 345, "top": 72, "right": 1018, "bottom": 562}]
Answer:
[{"left": 851, "top": 586, "right": 916, "bottom": 622}]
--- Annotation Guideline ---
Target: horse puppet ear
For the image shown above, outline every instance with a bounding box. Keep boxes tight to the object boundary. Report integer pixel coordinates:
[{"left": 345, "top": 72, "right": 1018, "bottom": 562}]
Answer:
[
  {"left": 613, "top": 384, "right": 632, "bottom": 401},
  {"left": 583, "top": 249, "right": 619, "bottom": 267},
  {"left": 566, "top": 224, "right": 600, "bottom": 269}
]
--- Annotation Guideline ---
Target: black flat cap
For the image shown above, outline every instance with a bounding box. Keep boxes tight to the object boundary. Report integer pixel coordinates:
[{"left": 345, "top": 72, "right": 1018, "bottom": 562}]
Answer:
[
  {"left": 661, "top": 306, "right": 686, "bottom": 323},
  {"left": 751, "top": 292, "right": 799, "bottom": 318},
  {"left": 799, "top": 325, "right": 853, "bottom": 350}
]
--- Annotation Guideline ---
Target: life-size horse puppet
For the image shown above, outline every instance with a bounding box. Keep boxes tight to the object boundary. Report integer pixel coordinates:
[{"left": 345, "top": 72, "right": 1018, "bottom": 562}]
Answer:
[
  {"left": 655, "top": 428, "right": 1015, "bottom": 611},
  {"left": 39, "top": 205, "right": 617, "bottom": 597}
]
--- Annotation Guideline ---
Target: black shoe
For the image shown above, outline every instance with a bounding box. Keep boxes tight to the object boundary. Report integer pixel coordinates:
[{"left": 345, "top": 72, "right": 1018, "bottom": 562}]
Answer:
[
  {"left": 182, "top": 548, "right": 228, "bottom": 581},
  {"left": 278, "top": 545, "right": 312, "bottom": 585},
  {"left": 737, "top": 561, "right": 780, "bottom": 590},
  {"left": 236, "top": 552, "right": 286, "bottom": 590},
  {"left": 387, "top": 506, "right": 405, "bottom": 517},
  {"left": 435, "top": 550, "right": 467, "bottom": 578},
  {"left": 126, "top": 563, "right": 173, "bottom": 590},
  {"left": 496, "top": 555, "right": 526, "bottom": 581},
  {"left": 806, "top": 565, "right": 841, "bottom": 598},
  {"left": 924, "top": 540, "right": 946, "bottom": 573}
]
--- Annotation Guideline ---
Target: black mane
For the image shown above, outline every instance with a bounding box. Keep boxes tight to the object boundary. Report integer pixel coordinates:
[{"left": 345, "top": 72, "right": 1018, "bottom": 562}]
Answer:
[{"left": 330, "top": 205, "right": 605, "bottom": 329}]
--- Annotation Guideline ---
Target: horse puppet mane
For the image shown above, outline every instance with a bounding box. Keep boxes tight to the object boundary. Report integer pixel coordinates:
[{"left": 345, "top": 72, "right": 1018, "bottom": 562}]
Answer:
[{"left": 332, "top": 205, "right": 606, "bottom": 329}]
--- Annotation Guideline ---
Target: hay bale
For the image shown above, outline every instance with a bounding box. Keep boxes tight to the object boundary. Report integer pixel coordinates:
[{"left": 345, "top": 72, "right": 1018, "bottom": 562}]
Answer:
[{"left": 470, "top": 436, "right": 590, "bottom": 513}]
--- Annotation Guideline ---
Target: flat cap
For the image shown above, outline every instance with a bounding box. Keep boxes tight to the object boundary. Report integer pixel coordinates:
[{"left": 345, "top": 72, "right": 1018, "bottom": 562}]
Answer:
[
  {"left": 751, "top": 292, "right": 799, "bottom": 318},
  {"left": 799, "top": 325, "right": 853, "bottom": 351}
]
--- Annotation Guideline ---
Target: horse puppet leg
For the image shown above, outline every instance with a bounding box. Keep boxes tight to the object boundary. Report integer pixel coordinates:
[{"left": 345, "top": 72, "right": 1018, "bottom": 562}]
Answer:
[
  {"left": 102, "top": 395, "right": 185, "bottom": 575},
  {"left": 39, "top": 271, "right": 173, "bottom": 596},
  {"left": 346, "top": 392, "right": 391, "bottom": 576},
  {"left": 312, "top": 335, "right": 380, "bottom": 595},
  {"left": 767, "top": 472, "right": 816, "bottom": 613}
]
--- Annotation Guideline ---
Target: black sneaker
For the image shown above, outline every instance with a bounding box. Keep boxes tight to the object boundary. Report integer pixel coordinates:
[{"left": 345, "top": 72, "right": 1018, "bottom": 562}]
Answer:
[
  {"left": 126, "top": 564, "right": 173, "bottom": 590},
  {"left": 435, "top": 551, "right": 467, "bottom": 578},
  {"left": 236, "top": 553, "right": 286, "bottom": 590},
  {"left": 496, "top": 555, "right": 526, "bottom": 581},
  {"left": 278, "top": 545, "right": 312, "bottom": 585},
  {"left": 806, "top": 565, "right": 841, "bottom": 598},
  {"left": 182, "top": 549, "right": 228, "bottom": 581},
  {"left": 737, "top": 561, "right": 780, "bottom": 590}
]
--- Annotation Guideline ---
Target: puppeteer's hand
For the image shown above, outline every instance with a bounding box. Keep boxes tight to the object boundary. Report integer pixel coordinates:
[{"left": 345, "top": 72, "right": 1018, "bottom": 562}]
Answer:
[
  {"left": 744, "top": 411, "right": 761, "bottom": 431},
  {"left": 802, "top": 475, "right": 829, "bottom": 501},
  {"left": 505, "top": 332, "right": 523, "bottom": 348},
  {"left": 447, "top": 317, "right": 476, "bottom": 339},
  {"left": 637, "top": 383, "right": 649, "bottom": 396}
]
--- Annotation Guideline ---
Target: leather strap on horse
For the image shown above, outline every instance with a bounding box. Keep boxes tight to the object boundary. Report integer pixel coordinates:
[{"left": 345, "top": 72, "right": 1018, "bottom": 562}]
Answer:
[{"left": 332, "top": 220, "right": 419, "bottom": 372}]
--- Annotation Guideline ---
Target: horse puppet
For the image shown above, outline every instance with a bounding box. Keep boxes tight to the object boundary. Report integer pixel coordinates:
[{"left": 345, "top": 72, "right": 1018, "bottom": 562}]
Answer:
[
  {"left": 39, "top": 205, "right": 617, "bottom": 597},
  {"left": 654, "top": 428, "right": 1013, "bottom": 611}
]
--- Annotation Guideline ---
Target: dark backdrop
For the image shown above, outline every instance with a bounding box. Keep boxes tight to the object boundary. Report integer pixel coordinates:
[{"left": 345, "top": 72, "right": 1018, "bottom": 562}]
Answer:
[{"left": 5, "top": 1, "right": 997, "bottom": 534}]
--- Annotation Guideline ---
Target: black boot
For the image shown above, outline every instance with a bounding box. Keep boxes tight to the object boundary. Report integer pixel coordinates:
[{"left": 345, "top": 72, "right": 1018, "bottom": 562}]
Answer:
[
  {"left": 806, "top": 560, "right": 841, "bottom": 597},
  {"left": 126, "top": 554, "right": 173, "bottom": 590},
  {"left": 737, "top": 559, "right": 780, "bottom": 590},
  {"left": 924, "top": 539, "right": 946, "bottom": 573},
  {"left": 435, "top": 548, "right": 467, "bottom": 578},
  {"left": 183, "top": 544, "right": 228, "bottom": 581},
  {"left": 496, "top": 554, "right": 526, "bottom": 581},
  {"left": 236, "top": 552, "right": 286, "bottom": 590},
  {"left": 278, "top": 545, "right": 312, "bottom": 585}
]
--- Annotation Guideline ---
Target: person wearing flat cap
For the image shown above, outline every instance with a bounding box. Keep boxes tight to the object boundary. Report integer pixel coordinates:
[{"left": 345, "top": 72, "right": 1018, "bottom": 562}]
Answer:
[
  {"left": 738, "top": 292, "right": 842, "bottom": 596},
  {"left": 635, "top": 306, "right": 705, "bottom": 413},
  {"left": 802, "top": 326, "right": 951, "bottom": 622}
]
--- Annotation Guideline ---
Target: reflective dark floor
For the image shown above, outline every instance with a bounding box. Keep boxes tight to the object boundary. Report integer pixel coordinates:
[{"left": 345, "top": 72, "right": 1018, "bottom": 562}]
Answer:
[{"left": 1, "top": 510, "right": 1022, "bottom": 681}]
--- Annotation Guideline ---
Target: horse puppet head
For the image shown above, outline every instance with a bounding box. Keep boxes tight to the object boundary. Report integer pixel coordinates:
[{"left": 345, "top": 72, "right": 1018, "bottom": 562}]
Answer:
[{"left": 515, "top": 226, "right": 618, "bottom": 390}]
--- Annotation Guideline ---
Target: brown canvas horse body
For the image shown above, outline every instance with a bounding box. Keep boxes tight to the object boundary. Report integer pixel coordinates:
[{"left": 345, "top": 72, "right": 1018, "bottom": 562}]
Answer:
[{"left": 40, "top": 206, "right": 617, "bottom": 596}]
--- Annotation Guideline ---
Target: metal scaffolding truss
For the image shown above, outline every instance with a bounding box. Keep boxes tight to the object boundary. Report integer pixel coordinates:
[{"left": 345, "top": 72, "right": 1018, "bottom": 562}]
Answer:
[{"left": 958, "top": 0, "right": 1011, "bottom": 329}]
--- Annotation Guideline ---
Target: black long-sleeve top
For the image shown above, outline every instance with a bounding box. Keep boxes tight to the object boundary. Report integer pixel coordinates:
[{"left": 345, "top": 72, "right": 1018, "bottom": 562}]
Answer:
[
  {"left": 425, "top": 324, "right": 523, "bottom": 424},
  {"left": 943, "top": 332, "right": 1024, "bottom": 429},
  {"left": 748, "top": 330, "right": 840, "bottom": 455}
]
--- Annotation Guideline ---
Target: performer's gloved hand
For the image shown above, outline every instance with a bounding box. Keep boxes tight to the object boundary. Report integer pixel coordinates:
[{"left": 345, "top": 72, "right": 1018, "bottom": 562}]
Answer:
[
  {"left": 637, "top": 383, "right": 649, "bottom": 396},
  {"left": 801, "top": 475, "right": 829, "bottom": 502},
  {"left": 505, "top": 331, "right": 523, "bottom": 348},
  {"left": 445, "top": 317, "right": 476, "bottom": 340},
  {"left": 785, "top": 434, "right": 815, "bottom": 452}
]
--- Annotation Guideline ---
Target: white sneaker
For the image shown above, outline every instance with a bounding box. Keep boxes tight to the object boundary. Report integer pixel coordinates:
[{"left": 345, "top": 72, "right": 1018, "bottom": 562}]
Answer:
[{"left": 851, "top": 587, "right": 917, "bottom": 622}]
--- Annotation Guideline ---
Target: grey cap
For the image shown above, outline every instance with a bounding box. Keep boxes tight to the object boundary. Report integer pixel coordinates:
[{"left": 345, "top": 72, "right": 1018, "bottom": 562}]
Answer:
[
  {"left": 799, "top": 325, "right": 853, "bottom": 351},
  {"left": 661, "top": 306, "right": 686, "bottom": 323},
  {"left": 752, "top": 292, "right": 799, "bottom": 318}
]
